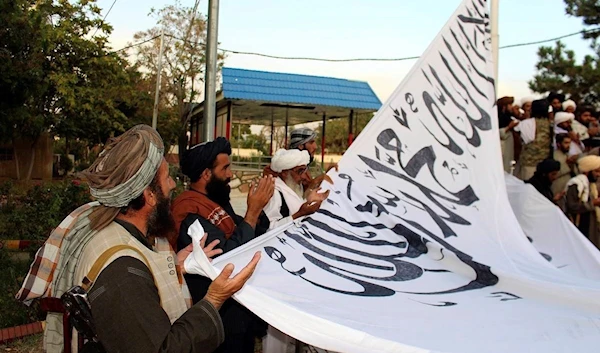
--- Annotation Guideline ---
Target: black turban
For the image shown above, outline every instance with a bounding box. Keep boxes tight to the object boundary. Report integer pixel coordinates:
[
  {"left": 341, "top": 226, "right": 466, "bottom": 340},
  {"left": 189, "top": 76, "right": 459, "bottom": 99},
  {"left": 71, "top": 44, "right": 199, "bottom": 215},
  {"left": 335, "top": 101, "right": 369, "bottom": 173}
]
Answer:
[
  {"left": 547, "top": 92, "right": 565, "bottom": 103},
  {"left": 181, "top": 137, "right": 231, "bottom": 182},
  {"left": 531, "top": 99, "right": 549, "bottom": 118},
  {"left": 536, "top": 159, "right": 560, "bottom": 175}
]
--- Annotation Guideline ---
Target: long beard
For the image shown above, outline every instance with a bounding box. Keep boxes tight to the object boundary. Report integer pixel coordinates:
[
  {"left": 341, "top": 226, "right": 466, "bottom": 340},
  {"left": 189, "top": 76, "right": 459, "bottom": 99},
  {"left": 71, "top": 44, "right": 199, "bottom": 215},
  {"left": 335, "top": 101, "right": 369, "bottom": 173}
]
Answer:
[
  {"left": 284, "top": 175, "right": 304, "bottom": 199},
  {"left": 147, "top": 192, "right": 175, "bottom": 239},
  {"left": 206, "top": 175, "right": 231, "bottom": 208}
]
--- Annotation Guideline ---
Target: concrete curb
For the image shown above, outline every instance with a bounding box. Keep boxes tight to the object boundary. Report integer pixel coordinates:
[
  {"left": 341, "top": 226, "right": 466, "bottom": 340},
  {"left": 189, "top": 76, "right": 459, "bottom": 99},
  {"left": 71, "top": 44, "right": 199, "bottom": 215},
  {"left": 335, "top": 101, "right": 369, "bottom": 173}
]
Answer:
[{"left": 0, "top": 321, "right": 44, "bottom": 344}]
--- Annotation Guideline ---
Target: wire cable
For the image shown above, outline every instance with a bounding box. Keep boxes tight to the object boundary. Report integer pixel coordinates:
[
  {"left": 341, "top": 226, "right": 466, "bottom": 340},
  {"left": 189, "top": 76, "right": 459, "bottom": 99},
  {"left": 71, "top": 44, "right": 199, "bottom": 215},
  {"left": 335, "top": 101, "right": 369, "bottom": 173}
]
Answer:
[
  {"left": 91, "top": 0, "right": 118, "bottom": 37},
  {"left": 112, "top": 26, "right": 600, "bottom": 62}
]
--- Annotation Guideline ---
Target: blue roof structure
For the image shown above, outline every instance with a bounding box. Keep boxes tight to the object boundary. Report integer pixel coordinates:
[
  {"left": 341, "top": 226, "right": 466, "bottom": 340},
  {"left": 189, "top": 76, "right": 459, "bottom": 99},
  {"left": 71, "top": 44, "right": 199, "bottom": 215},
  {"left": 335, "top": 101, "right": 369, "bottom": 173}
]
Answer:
[{"left": 221, "top": 67, "right": 381, "bottom": 111}]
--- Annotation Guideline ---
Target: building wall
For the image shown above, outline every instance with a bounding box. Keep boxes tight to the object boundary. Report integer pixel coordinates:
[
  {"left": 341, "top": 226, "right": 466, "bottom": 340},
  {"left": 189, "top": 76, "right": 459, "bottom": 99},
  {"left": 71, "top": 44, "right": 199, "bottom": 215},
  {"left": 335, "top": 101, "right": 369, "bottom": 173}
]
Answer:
[
  {"left": 189, "top": 101, "right": 232, "bottom": 147},
  {"left": 0, "top": 134, "right": 53, "bottom": 180}
]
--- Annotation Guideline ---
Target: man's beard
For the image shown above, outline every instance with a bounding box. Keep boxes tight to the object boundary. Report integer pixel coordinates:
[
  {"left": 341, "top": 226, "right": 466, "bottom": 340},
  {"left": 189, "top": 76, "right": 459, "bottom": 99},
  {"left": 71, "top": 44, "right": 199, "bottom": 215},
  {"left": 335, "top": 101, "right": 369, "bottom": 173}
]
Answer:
[
  {"left": 206, "top": 175, "right": 231, "bottom": 208},
  {"left": 284, "top": 174, "right": 304, "bottom": 199},
  {"left": 147, "top": 190, "right": 175, "bottom": 239}
]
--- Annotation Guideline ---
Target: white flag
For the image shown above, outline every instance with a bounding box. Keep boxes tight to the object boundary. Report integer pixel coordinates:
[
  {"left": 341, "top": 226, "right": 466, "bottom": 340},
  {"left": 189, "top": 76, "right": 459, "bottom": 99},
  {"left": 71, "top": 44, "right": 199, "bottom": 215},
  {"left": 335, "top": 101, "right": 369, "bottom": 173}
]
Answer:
[{"left": 188, "top": 0, "right": 600, "bottom": 352}]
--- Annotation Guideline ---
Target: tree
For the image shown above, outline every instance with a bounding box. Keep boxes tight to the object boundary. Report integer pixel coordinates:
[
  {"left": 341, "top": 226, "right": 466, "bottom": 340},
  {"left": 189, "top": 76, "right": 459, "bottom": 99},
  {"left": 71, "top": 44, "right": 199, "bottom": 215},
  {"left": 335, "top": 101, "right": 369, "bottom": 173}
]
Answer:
[
  {"left": 565, "top": 0, "right": 600, "bottom": 41},
  {"left": 0, "top": 0, "right": 141, "bottom": 179},
  {"left": 529, "top": 1, "right": 600, "bottom": 104},
  {"left": 130, "top": 0, "right": 225, "bottom": 158},
  {"left": 314, "top": 113, "right": 373, "bottom": 154},
  {"left": 0, "top": 0, "right": 54, "bottom": 179},
  {"left": 528, "top": 41, "right": 600, "bottom": 105}
]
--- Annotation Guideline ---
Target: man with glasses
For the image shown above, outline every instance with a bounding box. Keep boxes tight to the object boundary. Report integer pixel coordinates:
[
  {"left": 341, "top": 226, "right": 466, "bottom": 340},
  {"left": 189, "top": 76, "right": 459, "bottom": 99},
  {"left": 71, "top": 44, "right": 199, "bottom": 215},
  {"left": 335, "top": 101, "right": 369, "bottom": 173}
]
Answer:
[{"left": 262, "top": 149, "right": 330, "bottom": 231}]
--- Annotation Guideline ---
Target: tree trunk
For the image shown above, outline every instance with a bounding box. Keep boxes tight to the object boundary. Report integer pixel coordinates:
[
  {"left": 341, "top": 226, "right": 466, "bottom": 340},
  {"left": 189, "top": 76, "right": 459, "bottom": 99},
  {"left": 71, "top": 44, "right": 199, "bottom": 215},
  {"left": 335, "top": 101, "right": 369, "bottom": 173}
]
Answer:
[
  {"left": 12, "top": 138, "right": 20, "bottom": 180},
  {"left": 65, "top": 134, "right": 70, "bottom": 156},
  {"left": 177, "top": 99, "right": 190, "bottom": 168},
  {"left": 25, "top": 136, "right": 39, "bottom": 181}
]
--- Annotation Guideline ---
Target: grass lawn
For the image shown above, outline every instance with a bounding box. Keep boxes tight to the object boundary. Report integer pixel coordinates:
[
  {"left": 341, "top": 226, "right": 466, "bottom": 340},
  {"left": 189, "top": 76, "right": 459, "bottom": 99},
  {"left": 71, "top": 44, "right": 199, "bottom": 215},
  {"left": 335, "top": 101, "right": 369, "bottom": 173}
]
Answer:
[{"left": 0, "top": 334, "right": 43, "bottom": 353}]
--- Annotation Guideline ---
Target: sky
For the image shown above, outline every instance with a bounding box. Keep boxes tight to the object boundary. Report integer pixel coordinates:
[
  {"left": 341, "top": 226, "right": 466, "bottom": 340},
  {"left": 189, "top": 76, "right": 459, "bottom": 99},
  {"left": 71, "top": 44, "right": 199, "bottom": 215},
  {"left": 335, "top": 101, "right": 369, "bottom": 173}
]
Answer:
[{"left": 97, "top": 0, "right": 595, "bottom": 104}]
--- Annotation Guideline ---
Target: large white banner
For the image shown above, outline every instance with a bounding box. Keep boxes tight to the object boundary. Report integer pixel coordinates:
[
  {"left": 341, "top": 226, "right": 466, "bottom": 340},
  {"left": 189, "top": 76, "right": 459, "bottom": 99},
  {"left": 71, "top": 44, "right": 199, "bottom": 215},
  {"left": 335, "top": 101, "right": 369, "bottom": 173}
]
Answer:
[
  {"left": 504, "top": 173, "right": 600, "bottom": 280},
  {"left": 187, "top": 0, "right": 600, "bottom": 352}
]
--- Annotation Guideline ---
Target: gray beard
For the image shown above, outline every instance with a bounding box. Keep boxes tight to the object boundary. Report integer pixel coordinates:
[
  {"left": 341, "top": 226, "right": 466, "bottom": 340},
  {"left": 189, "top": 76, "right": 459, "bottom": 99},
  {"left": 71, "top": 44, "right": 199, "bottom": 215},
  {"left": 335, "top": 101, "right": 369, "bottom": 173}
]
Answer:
[{"left": 284, "top": 174, "right": 304, "bottom": 199}]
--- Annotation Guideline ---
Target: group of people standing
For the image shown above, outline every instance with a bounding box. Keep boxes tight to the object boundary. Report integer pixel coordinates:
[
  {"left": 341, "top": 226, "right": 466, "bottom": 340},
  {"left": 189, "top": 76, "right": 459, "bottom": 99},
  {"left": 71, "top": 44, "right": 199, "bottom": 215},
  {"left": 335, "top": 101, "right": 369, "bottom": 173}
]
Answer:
[
  {"left": 498, "top": 93, "right": 600, "bottom": 247},
  {"left": 16, "top": 125, "right": 331, "bottom": 353}
]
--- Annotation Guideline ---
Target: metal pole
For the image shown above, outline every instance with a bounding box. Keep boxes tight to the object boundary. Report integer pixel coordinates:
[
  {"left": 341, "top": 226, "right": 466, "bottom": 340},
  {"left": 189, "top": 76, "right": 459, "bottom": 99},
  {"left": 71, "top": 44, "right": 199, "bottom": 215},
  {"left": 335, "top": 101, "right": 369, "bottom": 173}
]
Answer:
[
  {"left": 321, "top": 113, "right": 326, "bottom": 170},
  {"left": 490, "top": 0, "right": 499, "bottom": 94},
  {"left": 270, "top": 108, "right": 274, "bottom": 155},
  {"left": 284, "top": 108, "right": 289, "bottom": 147},
  {"left": 203, "top": 0, "right": 220, "bottom": 141},
  {"left": 348, "top": 109, "right": 354, "bottom": 147},
  {"left": 152, "top": 30, "right": 165, "bottom": 130}
]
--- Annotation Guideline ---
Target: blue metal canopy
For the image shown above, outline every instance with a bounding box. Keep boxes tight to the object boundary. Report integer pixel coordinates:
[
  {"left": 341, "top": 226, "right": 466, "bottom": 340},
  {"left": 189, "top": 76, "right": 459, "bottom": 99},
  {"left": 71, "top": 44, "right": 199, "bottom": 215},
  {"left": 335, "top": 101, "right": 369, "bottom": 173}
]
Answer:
[{"left": 221, "top": 67, "right": 381, "bottom": 111}]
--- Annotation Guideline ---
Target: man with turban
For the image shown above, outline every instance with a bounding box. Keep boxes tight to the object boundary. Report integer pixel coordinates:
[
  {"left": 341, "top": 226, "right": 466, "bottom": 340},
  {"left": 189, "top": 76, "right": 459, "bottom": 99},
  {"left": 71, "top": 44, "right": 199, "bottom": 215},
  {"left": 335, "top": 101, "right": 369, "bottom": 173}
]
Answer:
[
  {"left": 17, "top": 125, "right": 261, "bottom": 353},
  {"left": 547, "top": 92, "right": 565, "bottom": 114},
  {"left": 263, "top": 149, "right": 330, "bottom": 231},
  {"left": 525, "top": 159, "right": 563, "bottom": 203},
  {"left": 554, "top": 111, "right": 584, "bottom": 156},
  {"left": 497, "top": 96, "right": 520, "bottom": 173},
  {"left": 565, "top": 155, "right": 600, "bottom": 247},
  {"left": 172, "top": 137, "right": 274, "bottom": 353},
  {"left": 519, "top": 99, "right": 553, "bottom": 180},
  {"left": 563, "top": 99, "right": 577, "bottom": 114},
  {"left": 572, "top": 106, "right": 600, "bottom": 148},
  {"left": 264, "top": 127, "right": 336, "bottom": 195},
  {"left": 552, "top": 134, "right": 578, "bottom": 196}
]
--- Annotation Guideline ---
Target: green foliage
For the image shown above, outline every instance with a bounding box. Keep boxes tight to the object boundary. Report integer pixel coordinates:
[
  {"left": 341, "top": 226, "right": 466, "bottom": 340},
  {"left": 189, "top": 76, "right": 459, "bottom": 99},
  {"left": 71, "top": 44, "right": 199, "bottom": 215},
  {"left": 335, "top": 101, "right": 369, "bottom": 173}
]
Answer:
[
  {"left": 529, "top": 41, "right": 600, "bottom": 104},
  {"left": 529, "top": 1, "right": 600, "bottom": 104},
  {"left": 0, "top": 179, "right": 91, "bottom": 241},
  {"left": 0, "top": 0, "right": 156, "bottom": 180},
  {"left": 130, "top": 0, "right": 225, "bottom": 155},
  {"left": 0, "top": 250, "right": 43, "bottom": 329},
  {"left": 565, "top": 0, "right": 600, "bottom": 41}
]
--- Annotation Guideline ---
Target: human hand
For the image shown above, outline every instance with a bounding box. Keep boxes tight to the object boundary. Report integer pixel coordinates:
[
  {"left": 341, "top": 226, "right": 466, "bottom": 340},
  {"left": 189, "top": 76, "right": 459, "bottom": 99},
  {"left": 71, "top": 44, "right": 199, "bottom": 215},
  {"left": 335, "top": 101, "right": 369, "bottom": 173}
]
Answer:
[
  {"left": 508, "top": 119, "right": 519, "bottom": 130},
  {"left": 204, "top": 252, "right": 261, "bottom": 310},
  {"left": 293, "top": 200, "right": 323, "bottom": 219},
  {"left": 306, "top": 187, "right": 330, "bottom": 204},
  {"left": 326, "top": 163, "right": 339, "bottom": 173},
  {"left": 553, "top": 191, "right": 566, "bottom": 202},
  {"left": 178, "top": 233, "right": 222, "bottom": 275},
  {"left": 246, "top": 175, "right": 275, "bottom": 212},
  {"left": 567, "top": 155, "right": 579, "bottom": 165},
  {"left": 593, "top": 198, "right": 600, "bottom": 207}
]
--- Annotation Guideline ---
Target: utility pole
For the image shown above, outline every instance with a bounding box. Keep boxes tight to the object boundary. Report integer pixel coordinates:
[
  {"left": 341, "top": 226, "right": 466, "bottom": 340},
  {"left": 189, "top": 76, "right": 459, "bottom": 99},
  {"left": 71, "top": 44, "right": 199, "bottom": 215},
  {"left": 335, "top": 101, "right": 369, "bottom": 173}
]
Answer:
[
  {"left": 152, "top": 30, "right": 165, "bottom": 130},
  {"left": 203, "top": 0, "right": 219, "bottom": 141},
  {"left": 490, "top": 0, "right": 499, "bottom": 95}
]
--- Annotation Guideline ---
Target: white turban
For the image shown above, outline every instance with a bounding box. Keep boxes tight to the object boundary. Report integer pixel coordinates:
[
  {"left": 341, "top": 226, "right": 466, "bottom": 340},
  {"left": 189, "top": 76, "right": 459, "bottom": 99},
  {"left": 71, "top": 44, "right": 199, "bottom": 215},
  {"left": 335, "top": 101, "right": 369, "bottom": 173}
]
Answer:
[
  {"left": 579, "top": 155, "right": 600, "bottom": 173},
  {"left": 520, "top": 97, "right": 534, "bottom": 107},
  {"left": 563, "top": 99, "right": 577, "bottom": 111},
  {"left": 554, "top": 112, "right": 574, "bottom": 126},
  {"left": 271, "top": 149, "right": 310, "bottom": 173}
]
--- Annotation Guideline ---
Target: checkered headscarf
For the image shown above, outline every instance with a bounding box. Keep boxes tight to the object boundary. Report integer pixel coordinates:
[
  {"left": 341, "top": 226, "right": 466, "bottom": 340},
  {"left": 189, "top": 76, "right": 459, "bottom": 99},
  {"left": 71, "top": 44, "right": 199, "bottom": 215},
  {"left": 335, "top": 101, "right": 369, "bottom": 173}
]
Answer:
[{"left": 289, "top": 127, "right": 316, "bottom": 149}]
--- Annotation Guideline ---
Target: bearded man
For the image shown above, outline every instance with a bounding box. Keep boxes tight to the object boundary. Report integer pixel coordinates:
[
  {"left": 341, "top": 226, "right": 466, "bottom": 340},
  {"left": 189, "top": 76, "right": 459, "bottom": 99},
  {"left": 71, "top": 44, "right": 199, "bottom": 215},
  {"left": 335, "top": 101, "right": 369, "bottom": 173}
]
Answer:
[
  {"left": 263, "top": 149, "right": 329, "bottom": 230},
  {"left": 172, "top": 137, "right": 274, "bottom": 353},
  {"left": 17, "top": 125, "right": 260, "bottom": 353},
  {"left": 566, "top": 155, "right": 600, "bottom": 247}
]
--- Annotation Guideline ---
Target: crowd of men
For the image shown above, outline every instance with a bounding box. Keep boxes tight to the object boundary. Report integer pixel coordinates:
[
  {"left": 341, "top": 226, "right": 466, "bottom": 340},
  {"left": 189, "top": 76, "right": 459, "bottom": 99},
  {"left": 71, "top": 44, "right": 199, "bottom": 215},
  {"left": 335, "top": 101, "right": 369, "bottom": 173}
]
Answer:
[
  {"left": 19, "top": 94, "right": 600, "bottom": 353},
  {"left": 498, "top": 93, "right": 600, "bottom": 248},
  {"left": 16, "top": 125, "right": 329, "bottom": 353}
]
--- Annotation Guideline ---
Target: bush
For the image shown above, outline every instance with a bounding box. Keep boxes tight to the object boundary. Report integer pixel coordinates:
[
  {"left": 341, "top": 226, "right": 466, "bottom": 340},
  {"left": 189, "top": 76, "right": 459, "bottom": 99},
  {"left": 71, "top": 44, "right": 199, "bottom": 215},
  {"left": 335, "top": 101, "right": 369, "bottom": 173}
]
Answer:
[
  {"left": 0, "top": 179, "right": 90, "bottom": 329},
  {"left": 0, "top": 250, "right": 43, "bottom": 329},
  {"left": 0, "top": 179, "right": 91, "bottom": 241}
]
